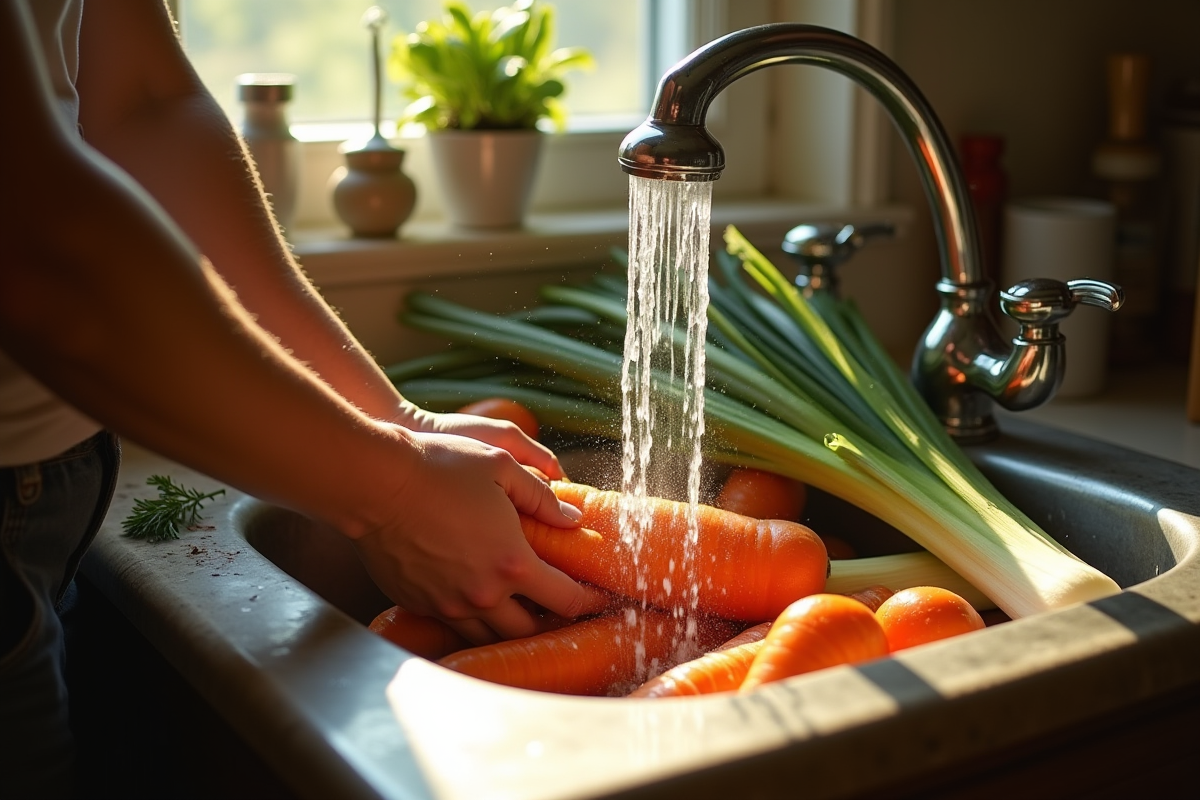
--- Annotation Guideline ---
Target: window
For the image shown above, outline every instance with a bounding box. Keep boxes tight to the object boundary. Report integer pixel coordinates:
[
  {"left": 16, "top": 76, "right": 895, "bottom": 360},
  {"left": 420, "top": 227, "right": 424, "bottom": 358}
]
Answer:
[
  {"left": 174, "top": 0, "right": 742, "bottom": 226},
  {"left": 170, "top": 1, "right": 870, "bottom": 228},
  {"left": 178, "top": 0, "right": 688, "bottom": 134}
]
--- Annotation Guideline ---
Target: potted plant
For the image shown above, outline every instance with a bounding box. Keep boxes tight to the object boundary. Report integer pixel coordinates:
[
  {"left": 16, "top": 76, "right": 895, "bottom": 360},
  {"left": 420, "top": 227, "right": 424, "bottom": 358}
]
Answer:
[{"left": 389, "top": 0, "right": 594, "bottom": 229}]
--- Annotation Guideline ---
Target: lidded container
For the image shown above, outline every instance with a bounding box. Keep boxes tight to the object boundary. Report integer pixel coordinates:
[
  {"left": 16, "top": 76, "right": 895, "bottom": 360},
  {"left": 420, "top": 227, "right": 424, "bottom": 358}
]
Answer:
[{"left": 237, "top": 73, "right": 301, "bottom": 231}]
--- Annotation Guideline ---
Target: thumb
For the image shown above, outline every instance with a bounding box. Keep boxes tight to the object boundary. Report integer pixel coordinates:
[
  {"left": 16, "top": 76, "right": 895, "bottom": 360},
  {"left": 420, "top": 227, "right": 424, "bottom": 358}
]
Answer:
[{"left": 504, "top": 466, "right": 581, "bottom": 529}]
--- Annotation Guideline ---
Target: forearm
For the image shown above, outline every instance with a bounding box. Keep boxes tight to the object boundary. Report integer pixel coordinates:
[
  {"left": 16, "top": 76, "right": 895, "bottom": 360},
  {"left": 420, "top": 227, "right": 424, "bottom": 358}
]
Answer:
[
  {"left": 2, "top": 142, "right": 409, "bottom": 538},
  {"left": 91, "top": 98, "right": 412, "bottom": 418},
  {"left": 3, "top": 0, "right": 583, "bottom": 638},
  {"left": 76, "top": 1, "right": 414, "bottom": 425}
]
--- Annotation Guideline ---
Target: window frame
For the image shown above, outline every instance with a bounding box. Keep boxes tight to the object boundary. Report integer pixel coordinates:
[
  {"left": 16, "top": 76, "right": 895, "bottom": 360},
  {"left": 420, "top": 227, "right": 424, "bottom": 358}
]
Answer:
[{"left": 167, "top": 0, "right": 889, "bottom": 232}]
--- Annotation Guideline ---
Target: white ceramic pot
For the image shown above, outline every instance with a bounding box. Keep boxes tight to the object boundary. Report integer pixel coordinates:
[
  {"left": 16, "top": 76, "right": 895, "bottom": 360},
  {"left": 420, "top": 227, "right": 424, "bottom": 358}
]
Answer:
[{"left": 428, "top": 129, "right": 544, "bottom": 229}]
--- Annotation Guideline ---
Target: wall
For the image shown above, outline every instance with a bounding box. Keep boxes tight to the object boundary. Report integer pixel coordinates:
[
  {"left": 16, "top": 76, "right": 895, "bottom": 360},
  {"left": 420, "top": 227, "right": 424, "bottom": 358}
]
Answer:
[{"left": 885, "top": 0, "right": 1200, "bottom": 325}]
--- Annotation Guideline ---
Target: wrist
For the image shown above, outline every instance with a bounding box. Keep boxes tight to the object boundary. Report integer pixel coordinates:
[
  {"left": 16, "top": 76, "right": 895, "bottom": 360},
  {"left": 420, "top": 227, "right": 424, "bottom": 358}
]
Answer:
[
  {"left": 391, "top": 400, "right": 437, "bottom": 432},
  {"left": 323, "top": 420, "right": 421, "bottom": 541}
]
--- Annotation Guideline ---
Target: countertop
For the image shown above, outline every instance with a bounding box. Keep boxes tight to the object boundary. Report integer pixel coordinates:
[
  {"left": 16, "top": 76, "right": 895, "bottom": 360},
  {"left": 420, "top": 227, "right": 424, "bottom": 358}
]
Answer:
[{"left": 998, "top": 363, "right": 1200, "bottom": 470}]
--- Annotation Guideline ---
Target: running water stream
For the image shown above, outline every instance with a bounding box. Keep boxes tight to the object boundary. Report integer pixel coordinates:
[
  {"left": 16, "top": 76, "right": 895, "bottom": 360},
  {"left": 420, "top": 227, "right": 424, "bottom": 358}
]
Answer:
[{"left": 619, "top": 176, "right": 714, "bottom": 680}]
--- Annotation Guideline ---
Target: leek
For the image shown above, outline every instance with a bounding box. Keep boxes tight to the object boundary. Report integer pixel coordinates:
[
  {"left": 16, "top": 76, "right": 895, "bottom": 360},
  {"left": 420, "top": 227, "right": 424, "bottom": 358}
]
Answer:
[{"left": 392, "top": 227, "right": 1121, "bottom": 618}]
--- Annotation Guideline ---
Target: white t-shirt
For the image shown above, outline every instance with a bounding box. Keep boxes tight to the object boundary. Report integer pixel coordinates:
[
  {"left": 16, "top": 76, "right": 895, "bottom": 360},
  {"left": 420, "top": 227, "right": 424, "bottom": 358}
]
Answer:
[{"left": 0, "top": 0, "right": 102, "bottom": 466}]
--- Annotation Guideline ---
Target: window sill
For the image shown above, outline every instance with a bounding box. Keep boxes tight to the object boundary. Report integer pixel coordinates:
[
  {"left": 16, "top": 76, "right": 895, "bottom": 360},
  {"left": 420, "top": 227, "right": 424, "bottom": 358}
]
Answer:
[
  {"left": 291, "top": 199, "right": 914, "bottom": 289},
  {"left": 290, "top": 115, "right": 648, "bottom": 145}
]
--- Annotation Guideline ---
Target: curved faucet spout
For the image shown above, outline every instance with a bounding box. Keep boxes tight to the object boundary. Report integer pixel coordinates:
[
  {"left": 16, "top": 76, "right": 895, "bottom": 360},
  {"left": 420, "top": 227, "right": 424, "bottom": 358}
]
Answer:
[
  {"left": 620, "top": 23, "right": 1124, "bottom": 442},
  {"left": 618, "top": 23, "right": 982, "bottom": 287}
]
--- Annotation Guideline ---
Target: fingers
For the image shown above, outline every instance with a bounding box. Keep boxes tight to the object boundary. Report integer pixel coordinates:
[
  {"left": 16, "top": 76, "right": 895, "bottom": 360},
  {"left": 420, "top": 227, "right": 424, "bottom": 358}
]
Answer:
[
  {"left": 504, "top": 463, "right": 580, "bottom": 528},
  {"left": 432, "top": 412, "right": 566, "bottom": 480},
  {"left": 446, "top": 596, "right": 545, "bottom": 645},
  {"left": 523, "top": 464, "right": 552, "bottom": 483},
  {"left": 479, "top": 596, "right": 543, "bottom": 641},
  {"left": 446, "top": 617, "right": 500, "bottom": 647},
  {"left": 447, "top": 584, "right": 611, "bottom": 646},
  {"left": 518, "top": 560, "right": 612, "bottom": 621},
  {"left": 477, "top": 419, "right": 561, "bottom": 477},
  {"left": 575, "top": 584, "right": 618, "bottom": 616},
  {"left": 507, "top": 436, "right": 565, "bottom": 481}
]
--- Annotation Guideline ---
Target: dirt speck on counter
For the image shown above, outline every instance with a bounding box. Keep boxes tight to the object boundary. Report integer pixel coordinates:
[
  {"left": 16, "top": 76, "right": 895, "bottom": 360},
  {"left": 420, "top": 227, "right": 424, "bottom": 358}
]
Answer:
[{"left": 184, "top": 541, "right": 242, "bottom": 570}]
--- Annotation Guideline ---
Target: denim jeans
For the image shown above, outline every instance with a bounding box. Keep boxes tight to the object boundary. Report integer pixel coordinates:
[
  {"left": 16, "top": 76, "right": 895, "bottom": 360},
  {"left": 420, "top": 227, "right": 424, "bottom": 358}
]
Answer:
[{"left": 0, "top": 432, "right": 120, "bottom": 800}]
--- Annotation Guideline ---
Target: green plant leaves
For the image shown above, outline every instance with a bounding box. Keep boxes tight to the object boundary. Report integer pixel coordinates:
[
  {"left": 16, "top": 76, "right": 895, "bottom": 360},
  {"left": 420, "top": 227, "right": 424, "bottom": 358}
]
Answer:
[{"left": 388, "top": 0, "right": 594, "bottom": 131}]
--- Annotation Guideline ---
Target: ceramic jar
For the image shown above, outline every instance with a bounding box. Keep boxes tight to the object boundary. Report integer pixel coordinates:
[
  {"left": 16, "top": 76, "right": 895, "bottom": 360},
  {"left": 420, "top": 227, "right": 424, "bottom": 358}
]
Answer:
[{"left": 330, "top": 141, "right": 417, "bottom": 238}]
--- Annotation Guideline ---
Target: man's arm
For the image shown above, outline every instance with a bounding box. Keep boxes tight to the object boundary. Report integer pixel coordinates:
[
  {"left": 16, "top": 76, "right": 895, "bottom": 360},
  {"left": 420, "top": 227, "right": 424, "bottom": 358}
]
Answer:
[
  {"left": 0, "top": 0, "right": 596, "bottom": 643},
  {"left": 74, "top": 0, "right": 562, "bottom": 478}
]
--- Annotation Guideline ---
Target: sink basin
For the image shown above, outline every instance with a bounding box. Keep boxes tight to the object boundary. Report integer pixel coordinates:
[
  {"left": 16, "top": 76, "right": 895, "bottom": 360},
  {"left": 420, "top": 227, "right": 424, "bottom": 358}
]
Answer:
[{"left": 83, "top": 417, "right": 1200, "bottom": 800}]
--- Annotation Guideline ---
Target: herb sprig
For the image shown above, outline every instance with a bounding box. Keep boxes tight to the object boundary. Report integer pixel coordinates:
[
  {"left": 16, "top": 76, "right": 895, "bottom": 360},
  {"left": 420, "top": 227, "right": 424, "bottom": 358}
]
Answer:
[{"left": 122, "top": 475, "right": 226, "bottom": 542}]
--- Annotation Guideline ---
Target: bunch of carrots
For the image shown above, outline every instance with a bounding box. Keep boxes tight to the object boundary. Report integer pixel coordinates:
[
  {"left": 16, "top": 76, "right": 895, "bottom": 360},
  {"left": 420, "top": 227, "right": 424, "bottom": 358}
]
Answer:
[
  {"left": 372, "top": 578, "right": 984, "bottom": 697},
  {"left": 369, "top": 407, "right": 992, "bottom": 696}
]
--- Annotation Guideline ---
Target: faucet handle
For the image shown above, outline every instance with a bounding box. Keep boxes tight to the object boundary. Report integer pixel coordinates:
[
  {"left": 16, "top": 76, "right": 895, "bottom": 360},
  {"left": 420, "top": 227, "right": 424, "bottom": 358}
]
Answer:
[
  {"left": 782, "top": 222, "right": 894, "bottom": 297},
  {"left": 999, "top": 277, "right": 1125, "bottom": 331},
  {"left": 1065, "top": 278, "right": 1125, "bottom": 311}
]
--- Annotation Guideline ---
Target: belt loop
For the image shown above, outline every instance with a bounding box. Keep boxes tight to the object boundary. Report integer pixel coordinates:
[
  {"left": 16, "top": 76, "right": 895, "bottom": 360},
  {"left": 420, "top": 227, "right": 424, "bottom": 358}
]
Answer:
[{"left": 16, "top": 464, "right": 42, "bottom": 506}]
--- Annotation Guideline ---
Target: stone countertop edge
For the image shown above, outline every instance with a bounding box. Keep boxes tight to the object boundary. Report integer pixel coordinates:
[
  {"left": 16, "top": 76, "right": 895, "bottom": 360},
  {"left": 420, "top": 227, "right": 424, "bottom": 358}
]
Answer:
[
  {"left": 79, "top": 426, "right": 1200, "bottom": 800},
  {"left": 81, "top": 447, "right": 428, "bottom": 800}
]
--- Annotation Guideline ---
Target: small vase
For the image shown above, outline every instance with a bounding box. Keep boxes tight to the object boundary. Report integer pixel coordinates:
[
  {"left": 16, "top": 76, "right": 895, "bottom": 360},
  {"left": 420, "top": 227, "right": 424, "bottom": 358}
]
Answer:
[
  {"left": 330, "top": 138, "right": 417, "bottom": 238},
  {"left": 428, "top": 129, "right": 544, "bottom": 229}
]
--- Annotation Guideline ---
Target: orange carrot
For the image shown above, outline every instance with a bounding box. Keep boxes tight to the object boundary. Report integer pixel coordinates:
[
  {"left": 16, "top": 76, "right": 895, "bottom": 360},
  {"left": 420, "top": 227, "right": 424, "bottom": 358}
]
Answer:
[
  {"left": 629, "top": 639, "right": 765, "bottom": 698},
  {"left": 437, "top": 608, "right": 734, "bottom": 696},
  {"left": 369, "top": 606, "right": 472, "bottom": 660},
  {"left": 522, "top": 482, "right": 829, "bottom": 621},
  {"left": 368, "top": 603, "right": 582, "bottom": 660},
  {"left": 875, "top": 586, "right": 985, "bottom": 652},
  {"left": 713, "top": 621, "right": 771, "bottom": 651},
  {"left": 846, "top": 585, "right": 895, "bottom": 613},
  {"left": 820, "top": 533, "right": 858, "bottom": 560},
  {"left": 739, "top": 593, "right": 889, "bottom": 692},
  {"left": 713, "top": 467, "right": 807, "bottom": 521}
]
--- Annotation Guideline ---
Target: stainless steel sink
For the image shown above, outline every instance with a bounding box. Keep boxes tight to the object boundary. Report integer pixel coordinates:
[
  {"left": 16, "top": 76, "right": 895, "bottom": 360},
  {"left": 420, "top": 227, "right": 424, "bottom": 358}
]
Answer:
[{"left": 83, "top": 417, "right": 1200, "bottom": 800}]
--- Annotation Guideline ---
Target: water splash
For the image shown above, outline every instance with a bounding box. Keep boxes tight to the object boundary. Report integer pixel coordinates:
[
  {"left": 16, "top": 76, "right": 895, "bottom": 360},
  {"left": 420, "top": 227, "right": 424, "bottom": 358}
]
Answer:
[{"left": 620, "top": 175, "right": 712, "bottom": 680}]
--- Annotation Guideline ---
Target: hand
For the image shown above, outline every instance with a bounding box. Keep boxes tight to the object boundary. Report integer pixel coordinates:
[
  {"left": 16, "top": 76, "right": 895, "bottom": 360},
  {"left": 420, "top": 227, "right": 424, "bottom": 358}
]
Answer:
[
  {"left": 350, "top": 430, "right": 602, "bottom": 644},
  {"left": 401, "top": 404, "right": 564, "bottom": 480}
]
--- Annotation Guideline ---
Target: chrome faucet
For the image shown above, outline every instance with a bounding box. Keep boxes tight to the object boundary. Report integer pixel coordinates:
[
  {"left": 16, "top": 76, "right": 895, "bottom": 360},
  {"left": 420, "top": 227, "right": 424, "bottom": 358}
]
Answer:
[{"left": 618, "top": 24, "right": 1123, "bottom": 442}]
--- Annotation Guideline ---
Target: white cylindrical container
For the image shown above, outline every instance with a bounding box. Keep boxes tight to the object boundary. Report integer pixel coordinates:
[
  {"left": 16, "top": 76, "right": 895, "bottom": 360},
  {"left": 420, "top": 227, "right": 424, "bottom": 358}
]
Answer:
[
  {"left": 1002, "top": 197, "right": 1117, "bottom": 399},
  {"left": 237, "top": 73, "right": 300, "bottom": 231}
]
